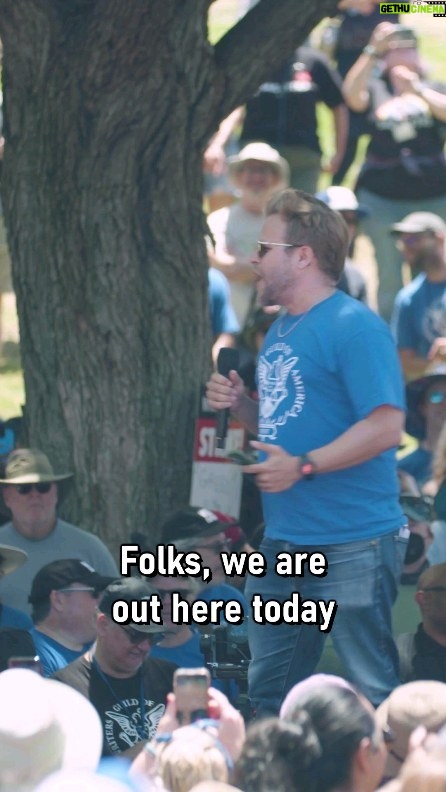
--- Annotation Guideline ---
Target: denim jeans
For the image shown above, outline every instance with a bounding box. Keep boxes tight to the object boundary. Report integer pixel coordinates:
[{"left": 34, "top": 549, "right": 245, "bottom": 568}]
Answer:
[{"left": 245, "top": 530, "right": 407, "bottom": 714}]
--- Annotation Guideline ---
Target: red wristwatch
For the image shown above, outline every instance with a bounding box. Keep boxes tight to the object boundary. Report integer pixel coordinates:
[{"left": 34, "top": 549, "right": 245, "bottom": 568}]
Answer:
[{"left": 299, "top": 453, "right": 317, "bottom": 481}]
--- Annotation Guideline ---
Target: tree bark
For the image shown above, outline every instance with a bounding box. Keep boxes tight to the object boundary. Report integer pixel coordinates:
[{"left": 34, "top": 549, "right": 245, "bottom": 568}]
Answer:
[{"left": 0, "top": 0, "right": 337, "bottom": 554}]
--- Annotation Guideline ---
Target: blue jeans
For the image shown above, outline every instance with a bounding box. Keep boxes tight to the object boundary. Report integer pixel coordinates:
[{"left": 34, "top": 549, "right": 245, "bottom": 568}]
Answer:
[{"left": 245, "top": 531, "right": 407, "bottom": 714}]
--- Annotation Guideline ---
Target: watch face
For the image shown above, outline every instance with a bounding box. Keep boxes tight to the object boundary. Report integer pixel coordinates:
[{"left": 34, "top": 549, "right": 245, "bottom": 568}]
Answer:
[{"left": 301, "top": 463, "right": 314, "bottom": 476}]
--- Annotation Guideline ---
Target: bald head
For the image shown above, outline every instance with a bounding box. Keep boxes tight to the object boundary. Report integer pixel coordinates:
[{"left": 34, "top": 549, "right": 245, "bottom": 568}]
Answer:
[{"left": 418, "top": 563, "right": 446, "bottom": 591}]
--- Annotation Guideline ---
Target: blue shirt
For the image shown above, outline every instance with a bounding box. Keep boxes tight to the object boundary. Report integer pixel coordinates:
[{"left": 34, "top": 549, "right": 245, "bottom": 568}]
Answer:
[
  {"left": 258, "top": 291, "right": 405, "bottom": 544},
  {"left": 0, "top": 604, "right": 32, "bottom": 630},
  {"left": 199, "top": 582, "right": 248, "bottom": 613},
  {"left": 208, "top": 268, "right": 240, "bottom": 337},
  {"left": 31, "top": 628, "right": 91, "bottom": 677},
  {"left": 151, "top": 629, "right": 239, "bottom": 702},
  {"left": 150, "top": 629, "right": 204, "bottom": 667},
  {"left": 391, "top": 274, "right": 446, "bottom": 358},
  {"left": 398, "top": 446, "right": 432, "bottom": 486}
]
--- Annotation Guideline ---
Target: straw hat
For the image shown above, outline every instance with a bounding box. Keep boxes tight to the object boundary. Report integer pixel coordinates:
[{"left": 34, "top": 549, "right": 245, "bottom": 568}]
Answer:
[
  {"left": 0, "top": 543, "right": 27, "bottom": 576},
  {"left": 0, "top": 448, "right": 73, "bottom": 485},
  {"left": 227, "top": 142, "right": 289, "bottom": 184}
]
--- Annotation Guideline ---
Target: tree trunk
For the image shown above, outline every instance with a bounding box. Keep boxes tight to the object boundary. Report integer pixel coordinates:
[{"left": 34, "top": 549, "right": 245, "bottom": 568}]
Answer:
[{"left": 0, "top": 0, "right": 337, "bottom": 555}]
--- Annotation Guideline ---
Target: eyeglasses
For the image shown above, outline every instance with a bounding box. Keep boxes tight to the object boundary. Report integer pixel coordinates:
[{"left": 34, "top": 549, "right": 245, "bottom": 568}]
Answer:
[
  {"left": 340, "top": 211, "right": 359, "bottom": 226},
  {"left": 239, "top": 163, "right": 276, "bottom": 175},
  {"left": 120, "top": 624, "right": 165, "bottom": 645},
  {"left": 157, "top": 589, "right": 191, "bottom": 599},
  {"left": 58, "top": 586, "right": 98, "bottom": 597},
  {"left": 256, "top": 241, "right": 302, "bottom": 259},
  {"left": 397, "top": 233, "right": 429, "bottom": 247},
  {"left": 420, "top": 586, "right": 446, "bottom": 594},
  {"left": 427, "top": 391, "right": 446, "bottom": 405},
  {"left": 195, "top": 541, "right": 230, "bottom": 554},
  {"left": 14, "top": 483, "right": 52, "bottom": 495}
]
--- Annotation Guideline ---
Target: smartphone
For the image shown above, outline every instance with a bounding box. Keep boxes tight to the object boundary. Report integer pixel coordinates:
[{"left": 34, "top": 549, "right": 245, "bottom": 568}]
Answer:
[
  {"left": 227, "top": 450, "right": 258, "bottom": 466},
  {"left": 173, "top": 667, "right": 210, "bottom": 725},
  {"left": 7, "top": 655, "right": 43, "bottom": 674}
]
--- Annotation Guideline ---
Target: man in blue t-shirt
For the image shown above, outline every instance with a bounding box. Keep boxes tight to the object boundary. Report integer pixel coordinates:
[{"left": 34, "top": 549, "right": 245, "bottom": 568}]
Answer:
[
  {"left": 206, "top": 189, "right": 406, "bottom": 714},
  {"left": 391, "top": 212, "right": 446, "bottom": 382},
  {"left": 29, "top": 558, "right": 113, "bottom": 676}
]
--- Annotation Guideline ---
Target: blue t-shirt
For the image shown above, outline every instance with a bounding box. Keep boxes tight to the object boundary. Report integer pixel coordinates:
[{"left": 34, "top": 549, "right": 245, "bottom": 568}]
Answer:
[
  {"left": 391, "top": 274, "right": 446, "bottom": 358},
  {"left": 150, "top": 629, "right": 204, "bottom": 667},
  {"left": 0, "top": 604, "right": 32, "bottom": 630},
  {"left": 208, "top": 268, "right": 240, "bottom": 337},
  {"left": 151, "top": 629, "right": 238, "bottom": 702},
  {"left": 31, "top": 628, "right": 90, "bottom": 677},
  {"left": 199, "top": 583, "right": 248, "bottom": 613},
  {"left": 398, "top": 446, "right": 432, "bottom": 486},
  {"left": 257, "top": 291, "right": 405, "bottom": 544}
]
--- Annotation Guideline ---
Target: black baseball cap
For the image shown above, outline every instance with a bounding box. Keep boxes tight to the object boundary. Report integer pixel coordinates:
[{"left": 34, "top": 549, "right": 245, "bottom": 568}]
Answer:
[
  {"left": 29, "top": 559, "right": 114, "bottom": 605},
  {"left": 98, "top": 577, "right": 165, "bottom": 634},
  {"left": 161, "top": 506, "right": 235, "bottom": 544}
]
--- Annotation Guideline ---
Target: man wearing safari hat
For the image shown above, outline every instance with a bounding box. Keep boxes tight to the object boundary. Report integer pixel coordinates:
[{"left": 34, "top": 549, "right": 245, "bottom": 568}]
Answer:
[
  {"left": 207, "top": 141, "right": 289, "bottom": 327},
  {"left": 0, "top": 448, "right": 118, "bottom": 614}
]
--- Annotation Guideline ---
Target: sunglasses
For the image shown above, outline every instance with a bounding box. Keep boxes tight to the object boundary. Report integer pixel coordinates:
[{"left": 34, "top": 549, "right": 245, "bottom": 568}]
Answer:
[
  {"left": 256, "top": 241, "right": 302, "bottom": 259},
  {"left": 120, "top": 624, "right": 165, "bottom": 645},
  {"left": 157, "top": 588, "right": 192, "bottom": 599},
  {"left": 427, "top": 391, "right": 446, "bottom": 405},
  {"left": 14, "top": 483, "right": 52, "bottom": 495},
  {"left": 58, "top": 586, "right": 98, "bottom": 597},
  {"left": 340, "top": 212, "right": 359, "bottom": 225},
  {"left": 421, "top": 586, "right": 446, "bottom": 594},
  {"left": 195, "top": 541, "right": 230, "bottom": 553},
  {"left": 239, "top": 163, "right": 276, "bottom": 175},
  {"left": 397, "top": 232, "right": 430, "bottom": 247}
]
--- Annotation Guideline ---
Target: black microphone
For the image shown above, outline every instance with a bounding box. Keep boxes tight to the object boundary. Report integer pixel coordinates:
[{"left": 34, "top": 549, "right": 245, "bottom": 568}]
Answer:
[{"left": 216, "top": 347, "right": 240, "bottom": 449}]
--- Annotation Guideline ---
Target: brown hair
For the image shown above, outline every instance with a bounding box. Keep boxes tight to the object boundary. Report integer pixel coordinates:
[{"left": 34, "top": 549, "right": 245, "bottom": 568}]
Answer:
[{"left": 265, "top": 189, "right": 349, "bottom": 282}]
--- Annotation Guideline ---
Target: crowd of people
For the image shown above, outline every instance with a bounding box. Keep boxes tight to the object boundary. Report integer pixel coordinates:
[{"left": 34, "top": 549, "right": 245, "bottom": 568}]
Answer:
[{"left": 1, "top": 0, "right": 446, "bottom": 790}]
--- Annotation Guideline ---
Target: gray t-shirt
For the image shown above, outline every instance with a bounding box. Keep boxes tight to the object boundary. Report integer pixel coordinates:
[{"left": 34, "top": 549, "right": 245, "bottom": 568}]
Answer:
[{"left": 0, "top": 518, "right": 118, "bottom": 614}]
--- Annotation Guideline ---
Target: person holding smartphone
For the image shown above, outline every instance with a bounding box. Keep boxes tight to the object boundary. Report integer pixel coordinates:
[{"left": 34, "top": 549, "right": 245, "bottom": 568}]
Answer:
[{"left": 343, "top": 23, "right": 446, "bottom": 323}]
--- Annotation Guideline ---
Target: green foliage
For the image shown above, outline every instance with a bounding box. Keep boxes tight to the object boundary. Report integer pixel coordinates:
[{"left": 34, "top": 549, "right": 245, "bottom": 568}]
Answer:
[{"left": 0, "top": 2, "right": 444, "bottom": 421}]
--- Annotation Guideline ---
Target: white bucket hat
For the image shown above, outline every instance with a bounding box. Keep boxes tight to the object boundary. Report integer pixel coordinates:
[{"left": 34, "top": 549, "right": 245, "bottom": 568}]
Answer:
[
  {"left": 0, "top": 669, "right": 103, "bottom": 791},
  {"left": 227, "top": 142, "right": 289, "bottom": 184}
]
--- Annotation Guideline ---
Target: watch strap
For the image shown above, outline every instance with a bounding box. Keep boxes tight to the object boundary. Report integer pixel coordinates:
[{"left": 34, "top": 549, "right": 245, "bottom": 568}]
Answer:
[{"left": 299, "top": 453, "right": 317, "bottom": 481}]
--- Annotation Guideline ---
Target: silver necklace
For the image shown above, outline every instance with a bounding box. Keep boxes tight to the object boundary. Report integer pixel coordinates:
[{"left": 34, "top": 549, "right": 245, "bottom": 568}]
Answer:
[{"left": 277, "top": 312, "right": 308, "bottom": 338}]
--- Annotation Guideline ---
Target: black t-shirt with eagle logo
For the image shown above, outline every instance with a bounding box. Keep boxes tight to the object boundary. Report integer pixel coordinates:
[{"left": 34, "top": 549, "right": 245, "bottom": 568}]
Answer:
[{"left": 53, "top": 654, "right": 176, "bottom": 756}]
